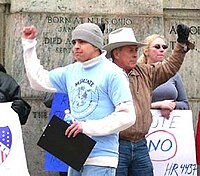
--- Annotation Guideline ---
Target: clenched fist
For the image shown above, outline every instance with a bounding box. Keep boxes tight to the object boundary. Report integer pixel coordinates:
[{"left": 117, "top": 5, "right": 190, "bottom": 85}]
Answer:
[
  {"left": 22, "top": 25, "right": 37, "bottom": 39},
  {"left": 177, "top": 23, "right": 190, "bottom": 43}
]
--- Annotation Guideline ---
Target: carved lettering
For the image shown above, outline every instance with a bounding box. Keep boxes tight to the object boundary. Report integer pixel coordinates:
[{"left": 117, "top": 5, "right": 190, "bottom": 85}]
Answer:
[
  {"left": 32, "top": 111, "right": 48, "bottom": 119},
  {"left": 44, "top": 37, "right": 62, "bottom": 44},
  {"left": 169, "top": 25, "right": 200, "bottom": 35},
  {"left": 46, "top": 16, "right": 132, "bottom": 26}
]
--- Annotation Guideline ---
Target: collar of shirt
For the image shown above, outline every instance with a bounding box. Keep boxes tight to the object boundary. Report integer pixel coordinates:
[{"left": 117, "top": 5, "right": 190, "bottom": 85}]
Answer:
[{"left": 82, "top": 51, "right": 106, "bottom": 68}]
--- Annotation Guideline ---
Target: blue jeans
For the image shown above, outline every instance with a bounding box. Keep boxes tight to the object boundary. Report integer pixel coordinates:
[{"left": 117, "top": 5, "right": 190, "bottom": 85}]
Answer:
[
  {"left": 68, "top": 165, "right": 116, "bottom": 176},
  {"left": 116, "top": 139, "right": 154, "bottom": 176},
  {"left": 59, "top": 172, "right": 67, "bottom": 176}
]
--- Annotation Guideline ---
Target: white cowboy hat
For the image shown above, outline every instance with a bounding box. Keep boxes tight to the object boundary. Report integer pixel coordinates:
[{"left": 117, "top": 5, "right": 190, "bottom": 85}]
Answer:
[{"left": 103, "top": 27, "right": 146, "bottom": 53}]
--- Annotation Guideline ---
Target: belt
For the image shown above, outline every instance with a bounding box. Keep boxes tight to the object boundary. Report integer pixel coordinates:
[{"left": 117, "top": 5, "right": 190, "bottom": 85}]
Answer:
[{"left": 119, "top": 136, "right": 145, "bottom": 143}]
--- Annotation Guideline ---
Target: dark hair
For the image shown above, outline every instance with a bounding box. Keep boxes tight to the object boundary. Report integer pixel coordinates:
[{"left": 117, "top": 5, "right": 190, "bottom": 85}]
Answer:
[{"left": 0, "top": 64, "right": 7, "bottom": 73}]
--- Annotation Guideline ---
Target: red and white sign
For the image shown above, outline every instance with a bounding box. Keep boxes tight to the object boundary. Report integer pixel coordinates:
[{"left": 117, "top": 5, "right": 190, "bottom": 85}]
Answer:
[{"left": 146, "top": 110, "right": 197, "bottom": 176}]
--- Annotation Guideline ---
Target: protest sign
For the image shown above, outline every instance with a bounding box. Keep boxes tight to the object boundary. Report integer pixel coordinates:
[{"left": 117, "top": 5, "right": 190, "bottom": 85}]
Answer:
[
  {"left": 146, "top": 110, "right": 197, "bottom": 176},
  {"left": 44, "top": 93, "right": 69, "bottom": 172},
  {"left": 0, "top": 102, "right": 30, "bottom": 175}
]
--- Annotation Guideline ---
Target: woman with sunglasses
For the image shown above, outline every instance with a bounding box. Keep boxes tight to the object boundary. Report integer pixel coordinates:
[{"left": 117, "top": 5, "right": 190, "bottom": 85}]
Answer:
[{"left": 138, "top": 34, "right": 189, "bottom": 119}]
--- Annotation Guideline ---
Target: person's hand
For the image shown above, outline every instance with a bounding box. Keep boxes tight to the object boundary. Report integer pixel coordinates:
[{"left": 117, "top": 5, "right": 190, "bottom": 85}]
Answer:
[
  {"left": 11, "top": 99, "right": 26, "bottom": 116},
  {"left": 177, "top": 24, "right": 190, "bottom": 43},
  {"left": 22, "top": 25, "right": 37, "bottom": 39},
  {"left": 159, "top": 100, "right": 176, "bottom": 119},
  {"left": 11, "top": 99, "right": 31, "bottom": 125},
  {"left": 65, "top": 121, "right": 83, "bottom": 138},
  {"left": 160, "top": 100, "right": 176, "bottom": 110},
  {"left": 161, "top": 109, "right": 171, "bottom": 119}
]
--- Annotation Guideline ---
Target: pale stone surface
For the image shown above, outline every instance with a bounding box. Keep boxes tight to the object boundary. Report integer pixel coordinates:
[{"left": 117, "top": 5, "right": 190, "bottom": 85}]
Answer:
[
  {"left": 164, "top": 0, "right": 200, "bottom": 9},
  {"left": 10, "top": 0, "right": 163, "bottom": 14},
  {"left": 0, "top": 0, "right": 10, "bottom": 4}
]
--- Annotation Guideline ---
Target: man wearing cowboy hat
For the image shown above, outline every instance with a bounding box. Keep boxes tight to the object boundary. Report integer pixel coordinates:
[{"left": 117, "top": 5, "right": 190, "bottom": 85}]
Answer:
[{"left": 103, "top": 24, "right": 194, "bottom": 176}]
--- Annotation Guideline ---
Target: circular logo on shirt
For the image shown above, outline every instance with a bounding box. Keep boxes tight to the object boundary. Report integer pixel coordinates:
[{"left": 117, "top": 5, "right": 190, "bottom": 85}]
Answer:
[{"left": 71, "top": 79, "right": 99, "bottom": 119}]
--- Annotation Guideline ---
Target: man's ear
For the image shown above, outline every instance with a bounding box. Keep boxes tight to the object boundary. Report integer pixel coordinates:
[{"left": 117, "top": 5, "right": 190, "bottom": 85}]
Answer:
[{"left": 113, "top": 49, "right": 120, "bottom": 60}]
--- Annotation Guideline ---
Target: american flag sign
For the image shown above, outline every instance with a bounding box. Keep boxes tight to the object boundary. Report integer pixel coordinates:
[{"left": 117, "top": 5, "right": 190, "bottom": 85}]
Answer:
[{"left": 0, "top": 126, "right": 12, "bottom": 164}]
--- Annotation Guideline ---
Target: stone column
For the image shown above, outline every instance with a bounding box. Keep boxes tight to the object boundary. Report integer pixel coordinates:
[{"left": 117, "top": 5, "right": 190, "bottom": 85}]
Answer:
[{"left": 0, "top": 0, "right": 10, "bottom": 64}]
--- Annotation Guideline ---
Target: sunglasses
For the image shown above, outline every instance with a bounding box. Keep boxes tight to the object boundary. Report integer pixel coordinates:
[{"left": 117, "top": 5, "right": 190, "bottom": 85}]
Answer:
[{"left": 153, "top": 44, "right": 168, "bottom": 50}]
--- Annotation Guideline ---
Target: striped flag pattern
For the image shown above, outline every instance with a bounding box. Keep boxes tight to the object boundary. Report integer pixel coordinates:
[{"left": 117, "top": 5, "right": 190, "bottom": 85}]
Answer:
[{"left": 0, "top": 126, "right": 12, "bottom": 164}]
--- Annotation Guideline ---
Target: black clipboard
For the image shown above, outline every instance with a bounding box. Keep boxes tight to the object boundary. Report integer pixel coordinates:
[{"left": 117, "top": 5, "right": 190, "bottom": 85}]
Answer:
[{"left": 37, "top": 115, "right": 96, "bottom": 171}]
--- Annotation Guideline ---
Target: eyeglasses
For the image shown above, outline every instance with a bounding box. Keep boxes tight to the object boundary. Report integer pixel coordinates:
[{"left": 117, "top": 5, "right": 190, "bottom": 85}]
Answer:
[{"left": 153, "top": 44, "right": 168, "bottom": 50}]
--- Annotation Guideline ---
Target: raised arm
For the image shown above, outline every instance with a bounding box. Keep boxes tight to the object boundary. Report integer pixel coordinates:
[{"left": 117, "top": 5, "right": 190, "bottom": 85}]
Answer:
[
  {"left": 21, "top": 25, "right": 56, "bottom": 92},
  {"left": 152, "top": 24, "right": 195, "bottom": 89}
]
